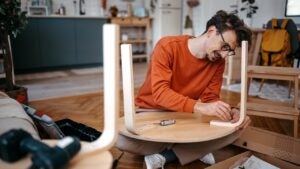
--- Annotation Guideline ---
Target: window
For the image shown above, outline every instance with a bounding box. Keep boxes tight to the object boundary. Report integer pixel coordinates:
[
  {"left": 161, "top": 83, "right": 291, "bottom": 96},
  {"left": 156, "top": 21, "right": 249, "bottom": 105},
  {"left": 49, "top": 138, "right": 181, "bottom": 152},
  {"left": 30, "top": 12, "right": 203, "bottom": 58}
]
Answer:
[{"left": 285, "top": 0, "right": 300, "bottom": 17}]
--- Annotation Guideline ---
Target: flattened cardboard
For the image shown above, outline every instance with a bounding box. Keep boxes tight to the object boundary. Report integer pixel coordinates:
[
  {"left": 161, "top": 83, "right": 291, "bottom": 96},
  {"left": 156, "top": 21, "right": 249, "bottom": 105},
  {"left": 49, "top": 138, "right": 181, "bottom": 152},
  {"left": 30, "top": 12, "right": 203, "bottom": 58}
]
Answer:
[
  {"left": 206, "top": 151, "right": 300, "bottom": 169},
  {"left": 233, "top": 127, "right": 300, "bottom": 165}
]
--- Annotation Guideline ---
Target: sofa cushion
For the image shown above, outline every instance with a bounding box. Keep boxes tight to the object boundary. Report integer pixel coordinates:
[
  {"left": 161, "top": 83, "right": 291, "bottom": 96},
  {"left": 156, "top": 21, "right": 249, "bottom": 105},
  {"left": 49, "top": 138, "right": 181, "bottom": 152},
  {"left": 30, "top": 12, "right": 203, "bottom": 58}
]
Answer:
[{"left": 0, "top": 92, "right": 39, "bottom": 139}]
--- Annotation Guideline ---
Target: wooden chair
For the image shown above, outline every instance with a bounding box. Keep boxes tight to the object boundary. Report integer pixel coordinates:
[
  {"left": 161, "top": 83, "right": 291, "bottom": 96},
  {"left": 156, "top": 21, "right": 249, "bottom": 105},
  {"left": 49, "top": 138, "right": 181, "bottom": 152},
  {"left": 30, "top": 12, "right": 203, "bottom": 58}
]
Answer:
[
  {"left": 257, "top": 19, "right": 299, "bottom": 98},
  {"left": 118, "top": 41, "right": 249, "bottom": 143},
  {"left": 246, "top": 65, "right": 300, "bottom": 138},
  {"left": 1, "top": 24, "right": 120, "bottom": 169}
]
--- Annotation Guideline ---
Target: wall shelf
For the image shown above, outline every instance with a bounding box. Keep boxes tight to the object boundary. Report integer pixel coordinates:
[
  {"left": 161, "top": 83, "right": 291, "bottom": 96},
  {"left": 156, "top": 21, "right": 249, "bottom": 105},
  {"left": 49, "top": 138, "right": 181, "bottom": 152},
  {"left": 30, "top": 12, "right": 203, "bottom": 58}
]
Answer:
[{"left": 111, "top": 17, "right": 151, "bottom": 62}]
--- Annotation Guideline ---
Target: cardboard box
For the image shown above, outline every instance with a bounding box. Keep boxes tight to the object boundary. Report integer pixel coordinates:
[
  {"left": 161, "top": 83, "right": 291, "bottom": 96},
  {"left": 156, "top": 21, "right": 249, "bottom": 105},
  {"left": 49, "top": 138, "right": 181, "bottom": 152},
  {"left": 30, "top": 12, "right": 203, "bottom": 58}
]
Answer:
[
  {"left": 233, "top": 127, "right": 300, "bottom": 165},
  {"left": 206, "top": 151, "right": 300, "bottom": 169}
]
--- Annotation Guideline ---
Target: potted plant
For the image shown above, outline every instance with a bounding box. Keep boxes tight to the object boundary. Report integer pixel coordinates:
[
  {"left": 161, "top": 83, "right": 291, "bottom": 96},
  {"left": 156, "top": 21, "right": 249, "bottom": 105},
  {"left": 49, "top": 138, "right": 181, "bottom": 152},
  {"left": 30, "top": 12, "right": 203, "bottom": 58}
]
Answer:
[
  {"left": 109, "top": 5, "right": 118, "bottom": 17},
  {"left": 0, "top": 0, "right": 28, "bottom": 103},
  {"left": 231, "top": 0, "right": 258, "bottom": 26}
]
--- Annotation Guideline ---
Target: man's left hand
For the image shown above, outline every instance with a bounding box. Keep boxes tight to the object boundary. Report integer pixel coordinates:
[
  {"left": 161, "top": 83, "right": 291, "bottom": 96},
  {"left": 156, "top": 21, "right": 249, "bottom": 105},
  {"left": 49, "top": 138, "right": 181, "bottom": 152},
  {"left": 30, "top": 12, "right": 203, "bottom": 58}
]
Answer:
[{"left": 230, "top": 108, "right": 251, "bottom": 130}]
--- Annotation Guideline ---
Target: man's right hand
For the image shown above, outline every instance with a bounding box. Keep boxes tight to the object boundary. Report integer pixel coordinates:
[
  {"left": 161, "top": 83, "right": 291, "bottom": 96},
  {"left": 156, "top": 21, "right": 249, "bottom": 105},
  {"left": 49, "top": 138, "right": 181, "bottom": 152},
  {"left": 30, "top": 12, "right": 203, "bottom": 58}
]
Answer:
[{"left": 193, "top": 101, "right": 233, "bottom": 121}]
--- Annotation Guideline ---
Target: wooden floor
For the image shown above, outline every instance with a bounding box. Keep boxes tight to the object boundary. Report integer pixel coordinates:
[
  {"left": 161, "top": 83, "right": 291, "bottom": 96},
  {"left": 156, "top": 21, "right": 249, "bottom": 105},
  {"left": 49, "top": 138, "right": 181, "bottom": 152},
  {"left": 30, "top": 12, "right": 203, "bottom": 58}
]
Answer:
[{"left": 28, "top": 89, "right": 298, "bottom": 169}]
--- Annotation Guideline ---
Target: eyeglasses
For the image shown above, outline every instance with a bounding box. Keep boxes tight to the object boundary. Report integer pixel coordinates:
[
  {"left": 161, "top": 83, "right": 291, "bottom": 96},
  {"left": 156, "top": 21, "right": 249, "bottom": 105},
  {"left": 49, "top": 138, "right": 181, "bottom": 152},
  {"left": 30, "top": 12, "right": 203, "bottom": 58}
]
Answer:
[{"left": 219, "top": 32, "right": 235, "bottom": 56}]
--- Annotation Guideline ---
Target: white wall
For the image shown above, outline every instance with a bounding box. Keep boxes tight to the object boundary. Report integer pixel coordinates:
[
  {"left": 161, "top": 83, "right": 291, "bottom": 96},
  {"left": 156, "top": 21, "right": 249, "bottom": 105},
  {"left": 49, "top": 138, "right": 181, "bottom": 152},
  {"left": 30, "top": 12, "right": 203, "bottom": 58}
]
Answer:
[
  {"left": 188, "top": 0, "right": 300, "bottom": 36},
  {"left": 21, "top": 0, "right": 300, "bottom": 36}
]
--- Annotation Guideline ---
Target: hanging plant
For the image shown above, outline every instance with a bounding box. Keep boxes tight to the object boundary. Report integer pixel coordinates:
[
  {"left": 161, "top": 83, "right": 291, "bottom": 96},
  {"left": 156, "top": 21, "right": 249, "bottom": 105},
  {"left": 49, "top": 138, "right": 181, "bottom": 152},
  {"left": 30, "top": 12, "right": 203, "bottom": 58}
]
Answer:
[
  {"left": 187, "top": 0, "right": 200, "bottom": 8},
  {"left": 240, "top": 0, "right": 259, "bottom": 18}
]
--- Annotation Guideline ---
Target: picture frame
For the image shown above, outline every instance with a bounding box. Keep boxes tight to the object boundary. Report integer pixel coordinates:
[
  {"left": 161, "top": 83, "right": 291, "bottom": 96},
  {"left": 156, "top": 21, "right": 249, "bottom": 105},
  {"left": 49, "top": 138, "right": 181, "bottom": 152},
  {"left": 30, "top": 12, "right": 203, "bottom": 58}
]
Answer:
[{"left": 285, "top": 0, "right": 300, "bottom": 17}]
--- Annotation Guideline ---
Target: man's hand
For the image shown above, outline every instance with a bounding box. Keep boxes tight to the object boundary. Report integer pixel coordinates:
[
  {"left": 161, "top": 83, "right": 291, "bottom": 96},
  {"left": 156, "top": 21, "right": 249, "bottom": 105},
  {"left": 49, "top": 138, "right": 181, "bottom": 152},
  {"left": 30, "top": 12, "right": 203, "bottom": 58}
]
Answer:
[
  {"left": 230, "top": 108, "right": 251, "bottom": 130},
  {"left": 193, "top": 102, "right": 251, "bottom": 129},
  {"left": 193, "top": 101, "right": 232, "bottom": 121}
]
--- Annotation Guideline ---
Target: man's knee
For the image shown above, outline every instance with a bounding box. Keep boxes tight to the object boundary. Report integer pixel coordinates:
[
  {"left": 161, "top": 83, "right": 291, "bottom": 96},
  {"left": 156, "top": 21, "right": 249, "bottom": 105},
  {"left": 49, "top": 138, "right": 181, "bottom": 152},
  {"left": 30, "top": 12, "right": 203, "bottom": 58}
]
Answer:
[{"left": 116, "top": 134, "right": 141, "bottom": 154}]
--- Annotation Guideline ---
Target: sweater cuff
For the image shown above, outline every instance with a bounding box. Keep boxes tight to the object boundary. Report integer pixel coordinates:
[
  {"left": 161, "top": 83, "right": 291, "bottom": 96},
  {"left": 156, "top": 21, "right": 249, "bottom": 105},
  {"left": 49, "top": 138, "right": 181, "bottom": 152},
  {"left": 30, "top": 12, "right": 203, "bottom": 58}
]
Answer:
[{"left": 183, "top": 99, "right": 197, "bottom": 113}]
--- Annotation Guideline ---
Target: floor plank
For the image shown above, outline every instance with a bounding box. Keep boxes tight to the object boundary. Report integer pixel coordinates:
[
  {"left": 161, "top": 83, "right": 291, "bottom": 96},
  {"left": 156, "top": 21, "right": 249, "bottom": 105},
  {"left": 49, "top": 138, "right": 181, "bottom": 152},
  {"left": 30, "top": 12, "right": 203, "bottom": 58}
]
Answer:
[
  {"left": 24, "top": 63, "right": 298, "bottom": 168},
  {"left": 27, "top": 90, "right": 259, "bottom": 169}
]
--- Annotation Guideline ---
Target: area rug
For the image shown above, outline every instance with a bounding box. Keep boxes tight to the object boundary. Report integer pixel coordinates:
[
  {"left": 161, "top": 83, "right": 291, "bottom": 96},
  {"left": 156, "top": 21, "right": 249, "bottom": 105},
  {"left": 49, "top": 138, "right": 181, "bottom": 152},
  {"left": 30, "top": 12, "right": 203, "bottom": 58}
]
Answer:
[
  {"left": 222, "top": 80, "right": 300, "bottom": 108},
  {"left": 18, "top": 72, "right": 102, "bottom": 101},
  {"left": 16, "top": 63, "right": 147, "bottom": 101}
]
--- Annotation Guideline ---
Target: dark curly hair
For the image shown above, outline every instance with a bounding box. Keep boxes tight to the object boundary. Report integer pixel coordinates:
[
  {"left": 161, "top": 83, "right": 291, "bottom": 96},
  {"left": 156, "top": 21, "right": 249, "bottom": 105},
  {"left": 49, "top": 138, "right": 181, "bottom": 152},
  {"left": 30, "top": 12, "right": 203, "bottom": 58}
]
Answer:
[{"left": 204, "top": 10, "right": 252, "bottom": 47}]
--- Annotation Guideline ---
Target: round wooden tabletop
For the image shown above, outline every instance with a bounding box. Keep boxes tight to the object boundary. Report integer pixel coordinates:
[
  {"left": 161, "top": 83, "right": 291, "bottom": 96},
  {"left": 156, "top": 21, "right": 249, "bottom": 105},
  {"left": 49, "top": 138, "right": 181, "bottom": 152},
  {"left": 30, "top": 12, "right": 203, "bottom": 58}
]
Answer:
[
  {"left": 118, "top": 112, "right": 237, "bottom": 143},
  {"left": 0, "top": 140, "right": 113, "bottom": 169}
]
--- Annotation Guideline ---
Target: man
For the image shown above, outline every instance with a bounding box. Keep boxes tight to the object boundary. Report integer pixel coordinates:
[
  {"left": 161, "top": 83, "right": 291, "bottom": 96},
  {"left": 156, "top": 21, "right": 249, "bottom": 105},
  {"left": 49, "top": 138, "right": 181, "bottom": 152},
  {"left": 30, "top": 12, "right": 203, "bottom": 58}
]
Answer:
[{"left": 116, "top": 10, "right": 252, "bottom": 168}]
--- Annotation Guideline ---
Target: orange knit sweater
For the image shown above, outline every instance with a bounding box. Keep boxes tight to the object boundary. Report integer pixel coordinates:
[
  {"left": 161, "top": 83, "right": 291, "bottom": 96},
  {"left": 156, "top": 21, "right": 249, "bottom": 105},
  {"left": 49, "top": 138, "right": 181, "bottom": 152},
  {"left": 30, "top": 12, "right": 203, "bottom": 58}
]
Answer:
[{"left": 135, "top": 35, "right": 225, "bottom": 113}]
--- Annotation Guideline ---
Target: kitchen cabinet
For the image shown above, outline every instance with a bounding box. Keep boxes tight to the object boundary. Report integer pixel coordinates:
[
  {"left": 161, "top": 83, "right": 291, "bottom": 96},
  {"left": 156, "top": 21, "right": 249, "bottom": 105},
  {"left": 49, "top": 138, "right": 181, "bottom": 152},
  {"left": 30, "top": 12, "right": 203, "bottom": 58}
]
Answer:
[
  {"left": 11, "top": 17, "right": 107, "bottom": 72},
  {"left": 0, "top": 49, "right": 6, "bottom": 80},
  {"left": 0, "top": 58, "right": 4, "bottom": 79},
  {"left": 12, "top": 20, "right": 41, "bottom": 70},
  {"left": 110, "top": 17, "right": 151, "bottom": 62},
  {"left": 75, "top": 19, "right": 102, "bottom": 64},
  {"left": 38, "top": 19, "right": 77, "bottom": 67}
]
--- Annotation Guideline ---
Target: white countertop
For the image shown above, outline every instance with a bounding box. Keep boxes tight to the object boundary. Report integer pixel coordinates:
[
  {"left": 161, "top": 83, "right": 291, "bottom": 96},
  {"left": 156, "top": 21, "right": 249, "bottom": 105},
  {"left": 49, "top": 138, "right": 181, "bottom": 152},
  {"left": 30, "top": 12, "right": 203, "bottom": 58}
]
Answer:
[{"left": 27, "top": 15, "right": 109, "bottom": 19}]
